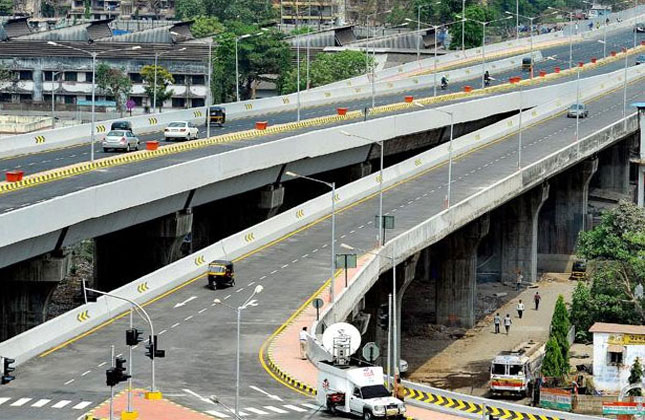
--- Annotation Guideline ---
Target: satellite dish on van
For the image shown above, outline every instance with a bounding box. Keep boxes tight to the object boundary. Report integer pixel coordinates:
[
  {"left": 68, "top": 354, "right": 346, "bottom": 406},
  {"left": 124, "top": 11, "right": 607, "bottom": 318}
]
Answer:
[{"left": 322, "top": 322, "right": 362, "bottom": 356}]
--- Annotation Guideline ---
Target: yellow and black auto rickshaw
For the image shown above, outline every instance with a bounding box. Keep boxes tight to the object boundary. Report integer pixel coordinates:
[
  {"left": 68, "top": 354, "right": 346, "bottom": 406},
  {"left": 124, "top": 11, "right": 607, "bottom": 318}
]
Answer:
[
  {"left": 522, "top": 57, "right": 533, "bottom": 72},
  {"left": 207, "top": 106, "right": 226, "bottom": 127},
  {"left": 569, "top": 259, "right": 587, "bottom": 281},
  {"left": 207, "top": 260, "right": 235, "bottom": 289}
]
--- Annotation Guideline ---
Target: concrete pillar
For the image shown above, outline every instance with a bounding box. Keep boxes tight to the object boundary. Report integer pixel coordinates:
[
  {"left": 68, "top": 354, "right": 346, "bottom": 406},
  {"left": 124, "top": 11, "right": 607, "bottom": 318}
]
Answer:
[
  {"left": 395, "top": 252, "right": 420, "bottom": 366},
  {"left": 500, "top": 183, "right": 550, "bottom": 284},
  {"left": 591, "top": 139, "right": 631, "bottom": 198},
  {"left": 94, "top": 210, "right": 193, "bottom": 291},
  {"left": 0, "top": 252, "right": 70, "bottom": 340},
  {"left": 538, "top": 158, "right": 598, "bottom": 273},
  {"left": 434, "top": 215, "right": 489, "bottom": 328},
  {"left": 349, "top": 162, "right": 372, "bottom": 181},
  {"left": 636, "top": 106, "right": 645, "bottom": 207},
  {"left": 258, "top": 183, "right": 285, "bottom": 219},
  {"left": 32, "top": 67, "right": 43, "bottom": 102}
]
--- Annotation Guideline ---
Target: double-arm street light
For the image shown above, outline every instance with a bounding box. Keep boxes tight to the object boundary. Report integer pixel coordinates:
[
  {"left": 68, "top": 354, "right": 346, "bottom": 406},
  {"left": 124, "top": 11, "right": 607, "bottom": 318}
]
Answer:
[
  {"left": 236, "top": 31, "right": 267, "bottom": 103},
  {"left": 152, "top": 47, "right": 186, "bottom": 112},
  {"left": 214, "top": 285, "right": 263, "bottom": 418},
  {"left": 341, "top": 131, "right": 385, "bottom": 246},
  {"left": 505, "top": 11, "right": 540, "bottom": 78},
  {"left": 415, "top": 2, "right": 440, "bottom": 61},
  {"left": 436, "top": 109, "right": 455, "bottom": 207},
  {"left": 47, "top": 42, "right": 141, "bottom": 162},
  {"left": 547, "top": 6, "right": 576, "bottom": 67},
  {"left": 285, "top": 171, "right": 336, "bottom": 303},
  {"left": 457, "top": 15, "right": 513, "bottom": 88}
]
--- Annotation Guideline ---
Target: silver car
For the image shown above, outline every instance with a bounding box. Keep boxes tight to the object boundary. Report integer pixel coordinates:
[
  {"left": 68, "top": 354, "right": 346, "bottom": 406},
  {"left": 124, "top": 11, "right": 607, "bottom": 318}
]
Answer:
[
  {"left": 567, "top": 103, "right": 589, "bottom": 118},
  {"left": 102, "top": 130, "right": 140, "bottom": 152}
]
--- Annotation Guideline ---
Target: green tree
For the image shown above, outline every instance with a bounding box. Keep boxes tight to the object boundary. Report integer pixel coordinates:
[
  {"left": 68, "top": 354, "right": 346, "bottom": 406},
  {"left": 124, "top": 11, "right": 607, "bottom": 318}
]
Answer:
[
  {"left": 200, "top": 0, "right": 277, "bottom": 25},
  {"left": 0, "top": 65, "right": 13, "bottom": 83},
  {"left": 542, "top": 337, "right": 565, "bottom": 378},
  {"left": 0, "top": 0, "right": 13, "bottom": 15},
  {"left": 550, "top": 295, "right": 571, "bottom": 373},
  {"left": 570, "top": 281, "right": 594, "bottom": 342},
  {"left": 629, "top": 357, "right": 644, "bottom": 396},
  {"left": 190, "top": 16, "right": 224, "bottom": 38},
  {"left": 175, "top": 0, "right": 205, "bottom": 20},
  {"left": 140, "top": 65, "right": 174, "bottom": 111},
  {"left": 83, "top": 0, "right": 90, "bottom": 19},
  {"left": 95, "top": 63, "right": 132, "bottom": 115},
  {"left": 281, "top": 50, "right": 372, "bottom": 94},
  {"left": 448, "top": 4, "right": 496, "bottom": 50}
]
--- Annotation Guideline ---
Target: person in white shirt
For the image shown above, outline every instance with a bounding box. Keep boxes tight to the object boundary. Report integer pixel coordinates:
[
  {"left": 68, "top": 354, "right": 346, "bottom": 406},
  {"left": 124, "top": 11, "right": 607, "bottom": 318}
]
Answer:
[
  {"left": 299, "top": 327, "right": 309, "bottom": 360},
  {"left": 517, "top": 299, "right": 525, "bottom": 319},
  {"left": 504, "top": 314, "right": 512, "bottom": 335}
]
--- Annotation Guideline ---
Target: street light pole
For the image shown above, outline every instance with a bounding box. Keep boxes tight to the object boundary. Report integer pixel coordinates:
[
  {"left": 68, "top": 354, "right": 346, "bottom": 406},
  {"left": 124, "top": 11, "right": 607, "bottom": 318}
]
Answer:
[
  {"left": 297, "top": 33, "right": 301, "bottom": 121},
  {"left": 623, "top": 46, "right": 629, "bottom": 131},
  {"left": 518, "top": 79, "right": 523, "bottom": 169},
  {"left": 153, "top": 52, "right": 158, "bottom": 111},
  {"left": 516, "top": 0, "right": 519, "bottom": 40},
  {"left": 235, "top": 37, "right": 241, "bottom": 102},
  {"left": 461, "top": 0, "right": 466, "bottom": 52},
  {"left": 206, "top": 40, "right": 212, "bottom": 139}
]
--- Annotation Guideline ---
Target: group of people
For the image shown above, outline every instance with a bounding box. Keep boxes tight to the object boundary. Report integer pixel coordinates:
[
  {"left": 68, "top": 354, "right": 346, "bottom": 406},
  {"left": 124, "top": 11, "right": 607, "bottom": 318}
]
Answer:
[{"left": 493, "top": 289, "right": 542, "bottom": 335}]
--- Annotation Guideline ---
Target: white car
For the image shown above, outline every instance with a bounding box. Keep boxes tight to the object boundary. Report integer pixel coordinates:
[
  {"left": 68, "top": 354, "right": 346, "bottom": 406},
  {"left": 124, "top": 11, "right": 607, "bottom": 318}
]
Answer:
[
  {"left": 102, "top": 130, "right": 139, "bottom": 152},
  {"left": 164, "top": 121, "right": 199, "bottom": 141}
]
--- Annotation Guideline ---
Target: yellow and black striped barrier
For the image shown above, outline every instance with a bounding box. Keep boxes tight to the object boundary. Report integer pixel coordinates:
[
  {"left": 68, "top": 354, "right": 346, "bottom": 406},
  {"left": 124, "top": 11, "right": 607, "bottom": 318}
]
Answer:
[
  {"left": 34, "top": 135, "right": 46, "bottom": 144},
  {"left": 96, "top": 125, "right": 107, "bottom": 133},
  {"left": 136, "top": 282, "right": 149, "bottom": 293},
  {"left": 76, "top": 310, "right": 91, "bottom": 322},
  {"left": 194, "top": 255, "right": 206, "bottom": 265}
]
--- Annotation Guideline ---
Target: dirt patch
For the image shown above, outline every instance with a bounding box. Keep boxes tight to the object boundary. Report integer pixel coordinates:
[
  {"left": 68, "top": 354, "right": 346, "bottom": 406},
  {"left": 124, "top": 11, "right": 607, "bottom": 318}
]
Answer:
[{"left": 46, "top": 240, "right": 93, "bottom": 320}]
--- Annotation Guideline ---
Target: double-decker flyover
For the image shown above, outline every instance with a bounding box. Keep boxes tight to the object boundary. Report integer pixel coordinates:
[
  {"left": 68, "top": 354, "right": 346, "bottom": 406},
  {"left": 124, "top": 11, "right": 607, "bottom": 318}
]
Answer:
[{"left": 0, "top": 60, "right": 642, "bottom": 419}]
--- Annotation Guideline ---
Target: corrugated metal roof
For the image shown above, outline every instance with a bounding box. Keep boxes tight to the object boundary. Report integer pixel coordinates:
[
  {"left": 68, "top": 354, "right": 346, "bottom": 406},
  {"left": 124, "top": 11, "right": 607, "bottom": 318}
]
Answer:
[
  {"left": 349, "top": 29, "right": 434, "bottom": 50},
  {"left": 2, "top": 17, "right": 32, "bottom": 39},
  {"left": 13, "top": 19, "right": 114, "bottom": 42},
  {"left": 102, "top": 26, "right": 172, "bottom": 43},
  {"left": 589, "top": 322, "right": 645, "bottom": 334}
]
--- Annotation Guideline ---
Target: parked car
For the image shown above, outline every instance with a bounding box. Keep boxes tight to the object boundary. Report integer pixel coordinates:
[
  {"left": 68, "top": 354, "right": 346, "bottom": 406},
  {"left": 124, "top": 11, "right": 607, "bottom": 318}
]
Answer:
[
  {"left": 110, "top": 120, "right": 133, "bottom": 132},
  {"left": 102, "top": 130, "right": 139, "bottom": 152},
  {"left": 636, "top": 54, "right": 645, "bottom": 65},
  {"left": 164, "top": 121, "right": 199, "bottom": 141},
  {"left": 567, "top": 103, "right": 589, "bottom": 118}
]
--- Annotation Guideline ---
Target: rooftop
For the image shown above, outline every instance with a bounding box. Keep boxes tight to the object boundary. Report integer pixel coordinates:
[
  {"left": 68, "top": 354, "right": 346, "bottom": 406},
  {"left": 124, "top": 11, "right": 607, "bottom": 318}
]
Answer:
[{"left": 589, "top": 322, "right": 645, "bottom": 335}]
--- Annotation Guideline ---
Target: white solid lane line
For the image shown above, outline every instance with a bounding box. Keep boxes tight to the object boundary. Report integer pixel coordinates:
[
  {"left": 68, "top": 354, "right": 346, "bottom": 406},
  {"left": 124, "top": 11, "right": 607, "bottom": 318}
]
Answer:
[
  {"left": 72, "top": 401, "right": 93, "bottom": 410},
  {"left": 81, "top": 370, "right": 91, "bottom": 376},
  {"left": 283, "top": 404, "right": 307, "bottom": 412},
  {"left": 52, "top": 400, "right": 72, "bottom": 408},
  {"left": 64, "top": 379, "right": 75, "bottom": 385},
  {"left": 0, "top": 397, "right": 9, "bottom": 406},
  {"left": 31, "top": 399, "right": 51, "bottom": 408},
  {"left": 205, "top": 410, "right": 230, "bottom": 418},
  {"left": 244, "top": 407, "right": 269, "bottom": 415},
  {"left": 263, "top": 405, "right": 287, "bottom": 413},
  {"left": 10, "top": 398, "right": 32, "bottom": 407}
]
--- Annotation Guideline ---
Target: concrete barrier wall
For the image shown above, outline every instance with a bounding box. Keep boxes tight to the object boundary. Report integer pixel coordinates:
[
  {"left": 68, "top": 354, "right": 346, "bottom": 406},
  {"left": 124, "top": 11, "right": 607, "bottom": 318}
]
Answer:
[
  {"left": 0, "top": 52, "right": 537, "bottom": 159},
  {"left": 1, "top": 64, "right": 642, "bottom": 365}
]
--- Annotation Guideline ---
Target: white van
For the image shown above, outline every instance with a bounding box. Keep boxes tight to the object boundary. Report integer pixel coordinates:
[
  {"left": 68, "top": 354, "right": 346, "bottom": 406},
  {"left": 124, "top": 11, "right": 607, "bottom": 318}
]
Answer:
[{"left": 316, "top": 362, "right": 406, "bottom": 419}]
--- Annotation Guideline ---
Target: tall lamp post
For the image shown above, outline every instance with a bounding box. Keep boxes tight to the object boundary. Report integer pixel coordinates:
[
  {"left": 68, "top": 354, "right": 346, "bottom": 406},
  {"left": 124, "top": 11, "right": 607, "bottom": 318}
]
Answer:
[
  {"left": 214, "top": 285, "right": 263, "bottom": 418},
  {"left": 152, "top": 47, "right": 186, "bottom": 112},
  {"left": 547, "top": 7, "right": 575, "bottom": 67},
  {"left": 461, "top": 0, "right": 466, "bottom": 52},
  {"left": 47, "top": 42, "right": 141, "bottom": 162},
  {"left": 285, "top": 171, "right": 336, "bottom": 303},
  {"left": 505, "top": 11, "right": 538, "bottom": 78},
  {"left": 366, "top": 9, "right": 392, "bottom": 110},
  {"left": 416, "top": 2, "right": 440, "bottom": 62},
  {"left": 341, "top": 131, "right": 384, "bottom": 246},
  {"left": 235, "top": 31, "right": 267, "bottom": 103},
  {"left": 49, "top": 70, "right": 62, "bottom": 128},
  {"left": 458, "top": 15, "right": 513, "bottom": 88},
  {"left": 435, "top": 109, "right": 455, "bottom": 207}
]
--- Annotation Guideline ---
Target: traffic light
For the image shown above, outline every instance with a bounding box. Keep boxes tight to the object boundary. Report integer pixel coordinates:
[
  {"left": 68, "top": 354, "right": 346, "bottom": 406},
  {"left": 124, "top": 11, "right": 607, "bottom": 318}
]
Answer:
[
  {"left": 105, "top": 357, "right": 130, "bottom": 387},
  {"left": 126, "top": 328, "right": 143, "bottom": 346},
  {"left": 144, "top": 335, "right": 165, "bottom": 360},
  {"left": 1, "top": 357, "right": 15, "bottom": 385}
]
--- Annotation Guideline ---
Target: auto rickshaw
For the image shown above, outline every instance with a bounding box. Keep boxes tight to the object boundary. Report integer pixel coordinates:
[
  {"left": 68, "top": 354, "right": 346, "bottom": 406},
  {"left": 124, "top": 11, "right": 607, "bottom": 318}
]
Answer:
[
  {"left": 569, "top": 259, "right": 587, "bottom": 280},
  {"left": 207, "top": 106, "right": 226, "bottom": 127},
  {"left": 207, "top": 260, "right": 235, "bottom": 289},
  {"left": 522, "top": 57, "right": 533, "bottom": 72}
]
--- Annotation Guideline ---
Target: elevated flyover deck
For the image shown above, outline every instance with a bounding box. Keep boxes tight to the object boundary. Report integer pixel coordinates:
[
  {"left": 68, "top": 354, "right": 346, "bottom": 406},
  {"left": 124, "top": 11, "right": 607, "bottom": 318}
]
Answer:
[{"left": 0, "top": 58, "right": 642, "bottom": 420}]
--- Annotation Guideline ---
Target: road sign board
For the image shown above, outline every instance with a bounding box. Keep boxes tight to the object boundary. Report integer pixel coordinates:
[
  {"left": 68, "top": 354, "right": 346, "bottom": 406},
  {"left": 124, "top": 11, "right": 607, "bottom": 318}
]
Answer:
[
  {"left": 362, "top": 342, "right": 380, "bottom": 362},
  {"left": 376, "top": 215, "right": 395, "bottom": 229},
  {"left": 335, "top": 253, "right": 357, "bottom": 269},
  {"left": 312, "top": 298, "right": 324, "bottom": 309},
  {"left": 77, "top": 100, "right": 117, "bottom": 107}
]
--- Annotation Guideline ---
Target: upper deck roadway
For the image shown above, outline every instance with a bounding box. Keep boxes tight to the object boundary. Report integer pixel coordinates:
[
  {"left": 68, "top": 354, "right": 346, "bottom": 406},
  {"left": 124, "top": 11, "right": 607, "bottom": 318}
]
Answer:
[
  {"left": 0, "top": 45, "right": 643, "bottom": 419},
  {"left": 0, "top": 26, "right": 639, "bottom": 179}
]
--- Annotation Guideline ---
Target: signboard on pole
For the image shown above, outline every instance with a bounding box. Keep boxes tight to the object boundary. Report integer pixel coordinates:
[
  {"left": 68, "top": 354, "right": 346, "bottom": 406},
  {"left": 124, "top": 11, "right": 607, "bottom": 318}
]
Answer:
[
  {"left": 78, "top": 100, "right": 117, "bottom": 107},
  {"left": 540, "top": 388, "right": 572, "bottom": 411},
  {"left": 603, "top": 402, "right": 645, "bottom": 415}
]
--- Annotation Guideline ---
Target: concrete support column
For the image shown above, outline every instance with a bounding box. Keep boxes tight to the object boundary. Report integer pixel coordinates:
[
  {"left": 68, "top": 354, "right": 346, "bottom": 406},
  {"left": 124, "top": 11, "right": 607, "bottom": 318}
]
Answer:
[
  {"left": 349, "top": 162, "right": 372, "bottom": 181},
  {"left": 0, "top": 252, "right": 70, "bottom": 340},
  {"left": 434, "top": 215, "right": 490, "bottom": 328},
  {"left": 32, "top": 67, "right": 43, "bottom": 102},
  {"left": 395, "top": 252, "right": 421, "bottom": 363},
  {"left": 591, "top": 139, "right": 631, "bottom": 201},
  {"left": 538, "top": 158, "right": 598, "bottom": 272},
  {"left": 94, "top": 210, "right": 193, "bottom": 291},
  {"left": 636, "top": 106, "right": 645, "bottom": 207},
  {"left": 258, "top": 183, "right": 285, "bottom": 219},
  {"left": 500, "top": 183, "right": 550, "bottom": 284}
]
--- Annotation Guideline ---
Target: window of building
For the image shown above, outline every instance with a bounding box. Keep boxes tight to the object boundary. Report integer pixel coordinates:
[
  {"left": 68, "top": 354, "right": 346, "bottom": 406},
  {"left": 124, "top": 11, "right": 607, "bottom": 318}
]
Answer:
[
  {"left": 173, "top": 74, "right": 185, "bottom": 84},
  {"left": 0, "top": 93, "right": 11, "bottom": 102},
  {"left": 171, "top": 97, "right": 185, "bottom": 108},
  {"left": 608, "top": 346, "right": 624, "bottom": 365},
  {"left": 106, "top": 96, "right": 114, "bottom": 102},
  {"left": 64, "top": 72, "right": 77, "bottom": 82},
  {"left": 44, "top": 71, "right": 53, "bottom": 81},
  {"left": 19, "top": 70, "right": 32, "bottom": 80},
  {"left": 85, "top": 95, "right": 93, "bottom": 101},
  {"left": 192, "top": 75, "right": 205, "bottom": 85},
  {"left": 130, "top": 73, "right": 142, "bottom": 83},
  {"left": 19, "top": 93, "right": 32, "bottom": 102},
  {"left": 132, "top": 96, "right": 143, "bottom": 106},
  {"left": 64, "top": 95, "right": 75, "bottom": 104},
  {"left": 86, "top": 72, "right": 93, "bottom": 82},
  {"left": 191, "top": 98, "right": 204, "bottom": 107}
]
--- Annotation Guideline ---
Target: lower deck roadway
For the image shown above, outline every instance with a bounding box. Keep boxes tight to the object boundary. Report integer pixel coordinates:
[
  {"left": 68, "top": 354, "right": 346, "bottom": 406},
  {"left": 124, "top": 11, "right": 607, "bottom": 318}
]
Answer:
[
  {"left": 0, "top": 69, "right": 643, "bottom": 420},
  {"left": 0, "top": 26, "right": 639, "bottom": 177},
  {"left": 0, "top": 45, "right": 641, "bottom": 215}
]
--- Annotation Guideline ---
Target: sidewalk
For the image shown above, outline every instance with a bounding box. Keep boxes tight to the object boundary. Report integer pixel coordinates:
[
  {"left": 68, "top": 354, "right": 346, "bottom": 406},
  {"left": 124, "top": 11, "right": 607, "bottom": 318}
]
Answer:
[
  {"left": 267, "top": 253, "right": 467, "bottom": 420},
  {"left": 87, "top": 389, "right": 217, "bottom": 420},
  {"left": 406, "top": 276, "right": 576, "bottom": 396}
]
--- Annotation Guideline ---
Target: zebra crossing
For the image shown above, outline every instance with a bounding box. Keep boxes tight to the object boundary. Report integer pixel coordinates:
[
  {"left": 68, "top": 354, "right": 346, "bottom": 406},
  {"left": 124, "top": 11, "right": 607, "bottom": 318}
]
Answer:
[
  {"left": 0, "top": 396, "right": 92, "bottom": 410},
  {"left": 204, "top": 402, "right": 321, "bottom": 418}
]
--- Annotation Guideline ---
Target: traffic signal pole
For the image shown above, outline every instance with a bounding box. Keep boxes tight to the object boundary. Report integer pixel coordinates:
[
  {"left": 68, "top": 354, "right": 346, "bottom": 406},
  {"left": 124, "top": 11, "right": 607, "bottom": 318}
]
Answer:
[
  {"left": 110, "top": 345, "right": 115, "bottom": 420},
  {"left": 128, "top": 311, "right": 134, "bottom": 416}
]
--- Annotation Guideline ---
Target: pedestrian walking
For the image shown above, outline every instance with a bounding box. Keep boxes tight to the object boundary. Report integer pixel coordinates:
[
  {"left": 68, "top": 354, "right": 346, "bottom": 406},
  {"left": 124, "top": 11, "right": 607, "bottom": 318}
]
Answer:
[
  {"left": 517, "top": 300, "right": 525, "bottom": 319},
  {"left": 503, "top": 314, "right": 512, "bottom": 335},
  {"left": 494, "top": 313, "right": 501, "bottom": 334},
  {"left": 299, "top": 326, "right": 309, "bottom": 360},
  {"left": 534, "top": 291, "right": 541, "bottom": 310},
  {"left": 516, "top": 272, "right": 523, "bottom": 291}
]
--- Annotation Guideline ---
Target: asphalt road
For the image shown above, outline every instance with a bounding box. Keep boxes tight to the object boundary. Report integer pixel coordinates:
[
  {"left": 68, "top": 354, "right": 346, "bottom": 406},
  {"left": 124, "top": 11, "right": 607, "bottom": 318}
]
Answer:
[
  {"left": 0, "top": 26, "right": 641, "bottom": 178},
  {"left": 1, "top": 58, "right": 643, "bottom": 419}
]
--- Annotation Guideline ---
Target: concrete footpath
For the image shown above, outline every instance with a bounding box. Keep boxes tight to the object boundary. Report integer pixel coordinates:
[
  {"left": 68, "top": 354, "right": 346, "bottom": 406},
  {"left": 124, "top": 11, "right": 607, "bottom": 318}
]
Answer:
[{"left": 267, "top": 254, "right": 467, "bottom": 420}]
